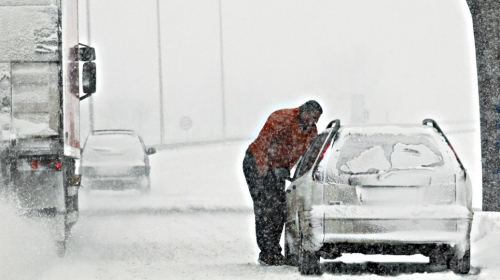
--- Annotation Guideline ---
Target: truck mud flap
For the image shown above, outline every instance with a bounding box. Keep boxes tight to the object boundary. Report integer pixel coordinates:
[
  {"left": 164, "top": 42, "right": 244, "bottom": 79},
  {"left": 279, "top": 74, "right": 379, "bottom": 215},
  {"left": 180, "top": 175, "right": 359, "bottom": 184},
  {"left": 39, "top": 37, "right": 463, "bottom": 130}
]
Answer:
[{"left": 65, "top": 174, "right": 80, "bottom": 226}]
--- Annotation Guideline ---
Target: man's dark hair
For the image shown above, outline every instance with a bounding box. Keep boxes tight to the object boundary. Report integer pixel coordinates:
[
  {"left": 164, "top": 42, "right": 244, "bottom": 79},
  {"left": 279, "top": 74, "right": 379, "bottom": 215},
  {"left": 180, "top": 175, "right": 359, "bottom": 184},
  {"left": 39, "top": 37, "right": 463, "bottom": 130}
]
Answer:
[{"left": 300, "top": 100, "right": 323, "bottom": 114}]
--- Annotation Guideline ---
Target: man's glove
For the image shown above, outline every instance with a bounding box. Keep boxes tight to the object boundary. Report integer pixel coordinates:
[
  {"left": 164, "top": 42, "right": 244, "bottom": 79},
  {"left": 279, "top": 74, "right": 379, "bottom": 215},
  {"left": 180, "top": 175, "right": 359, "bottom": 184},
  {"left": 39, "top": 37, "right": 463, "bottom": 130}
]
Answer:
[{"left": 274, "top": 167, "right": 290, "bottom": 179}]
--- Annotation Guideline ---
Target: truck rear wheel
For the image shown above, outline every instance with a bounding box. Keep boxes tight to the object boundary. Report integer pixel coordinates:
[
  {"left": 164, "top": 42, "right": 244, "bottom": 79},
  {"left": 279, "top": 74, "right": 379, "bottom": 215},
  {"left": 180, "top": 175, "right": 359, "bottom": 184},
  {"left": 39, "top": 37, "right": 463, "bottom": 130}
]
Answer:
[{"left": 59, "top": 157, "right": 79, "bottom": 258}]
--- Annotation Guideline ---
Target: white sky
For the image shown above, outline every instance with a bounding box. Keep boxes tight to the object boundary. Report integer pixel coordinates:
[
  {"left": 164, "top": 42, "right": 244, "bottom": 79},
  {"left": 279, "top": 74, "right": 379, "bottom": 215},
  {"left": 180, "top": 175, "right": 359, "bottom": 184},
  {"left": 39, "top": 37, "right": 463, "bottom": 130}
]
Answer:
[{"left": 79, "top": 0, "right": 479, "bottom": 143}]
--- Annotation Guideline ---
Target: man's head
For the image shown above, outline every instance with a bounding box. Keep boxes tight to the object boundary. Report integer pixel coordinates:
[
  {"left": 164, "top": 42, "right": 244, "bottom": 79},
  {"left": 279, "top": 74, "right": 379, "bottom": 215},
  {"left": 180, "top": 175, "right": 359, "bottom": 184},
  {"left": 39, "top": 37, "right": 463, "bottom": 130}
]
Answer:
[{"left": 299, "top": 100, "right": 322, "bottom": 130}]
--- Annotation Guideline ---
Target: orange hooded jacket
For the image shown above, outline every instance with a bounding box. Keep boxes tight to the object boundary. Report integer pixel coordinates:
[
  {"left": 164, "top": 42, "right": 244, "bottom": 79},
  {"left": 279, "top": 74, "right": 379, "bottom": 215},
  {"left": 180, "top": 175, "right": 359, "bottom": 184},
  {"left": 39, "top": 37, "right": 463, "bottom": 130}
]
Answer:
[{"left": 248, "top": 107, "right": 318, "bottom": 170}]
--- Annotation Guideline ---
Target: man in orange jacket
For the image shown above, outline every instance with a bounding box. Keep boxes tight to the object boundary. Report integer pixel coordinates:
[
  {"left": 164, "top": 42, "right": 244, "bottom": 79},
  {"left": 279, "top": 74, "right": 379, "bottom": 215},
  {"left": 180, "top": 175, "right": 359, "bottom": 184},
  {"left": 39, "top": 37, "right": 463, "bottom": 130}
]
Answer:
[{"left": 242, "top": 100, "right": 322, "bottom": 266}]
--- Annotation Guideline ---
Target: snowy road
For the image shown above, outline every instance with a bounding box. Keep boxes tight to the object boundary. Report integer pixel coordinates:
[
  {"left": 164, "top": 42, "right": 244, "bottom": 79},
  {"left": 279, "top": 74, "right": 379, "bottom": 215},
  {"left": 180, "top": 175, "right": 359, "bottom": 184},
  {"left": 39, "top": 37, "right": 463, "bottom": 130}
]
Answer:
[
  {"left": 0, "top": 200, "right": 493, "bottom": 279},
  {"left": 59, "top": 209, "right": 480, "bottom": 280},
  {"left": 1, "top": 142, "right": 498, "bottom": 279}
]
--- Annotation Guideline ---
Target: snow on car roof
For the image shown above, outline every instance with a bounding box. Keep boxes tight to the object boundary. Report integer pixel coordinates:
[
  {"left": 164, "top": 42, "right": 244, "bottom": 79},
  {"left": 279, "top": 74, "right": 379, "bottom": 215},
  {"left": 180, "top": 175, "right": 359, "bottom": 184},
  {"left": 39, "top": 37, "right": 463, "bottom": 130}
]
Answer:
[{"left": 332, "top": 124, "right": 438, "bottom": 136}]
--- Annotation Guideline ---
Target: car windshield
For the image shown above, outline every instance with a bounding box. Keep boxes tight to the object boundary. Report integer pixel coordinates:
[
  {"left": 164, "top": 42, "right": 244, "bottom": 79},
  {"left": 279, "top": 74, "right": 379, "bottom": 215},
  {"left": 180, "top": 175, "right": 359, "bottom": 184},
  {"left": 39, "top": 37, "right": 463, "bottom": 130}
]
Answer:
[
  {"left": 335, "top": 133, "right": 444, "bottom": 175},
  {"left": 83, "top": 134, "right": 144, "bottom": 161}
]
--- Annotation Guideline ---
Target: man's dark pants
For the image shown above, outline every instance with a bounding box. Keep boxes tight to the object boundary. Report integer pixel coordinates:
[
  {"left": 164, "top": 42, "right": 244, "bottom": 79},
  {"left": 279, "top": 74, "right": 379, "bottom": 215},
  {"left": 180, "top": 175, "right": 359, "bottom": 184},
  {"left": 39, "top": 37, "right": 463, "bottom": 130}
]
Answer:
[{"left": 242, "top": 150, "right": 286, "bottom": 259}]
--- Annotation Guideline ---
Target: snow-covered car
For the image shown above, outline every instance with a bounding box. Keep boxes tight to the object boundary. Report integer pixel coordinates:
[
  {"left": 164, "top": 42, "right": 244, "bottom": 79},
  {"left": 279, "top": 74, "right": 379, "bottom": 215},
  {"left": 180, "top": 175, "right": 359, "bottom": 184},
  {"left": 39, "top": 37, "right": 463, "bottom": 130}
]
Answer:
[
  {"left": 285, "top": 119, "right": 473, "bottom": 275},
  {"left": 80, "top": 130, "right": 156, "bottom": 194}
]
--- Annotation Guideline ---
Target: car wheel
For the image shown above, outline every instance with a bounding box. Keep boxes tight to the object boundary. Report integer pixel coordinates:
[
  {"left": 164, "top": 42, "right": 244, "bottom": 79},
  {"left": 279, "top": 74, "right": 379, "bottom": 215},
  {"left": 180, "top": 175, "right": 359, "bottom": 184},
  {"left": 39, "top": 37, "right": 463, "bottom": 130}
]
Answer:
[
  {"left": 297, "top": 212, "right": 321, "bottom": 276},
  {"left": 448, "top": 249, "right": 470, "bottom": 274},
  {"left": 285, "top": 221, "right": 299, "bottom": 266},
  {"left": 428, "top": 245, "right": 448, "bottom": 266},
  {"left": 140, "top": 176, "right": 151, "bottom": 195},
  {"left": 298, "top": 245, "right": 321, "bottom": 275}
]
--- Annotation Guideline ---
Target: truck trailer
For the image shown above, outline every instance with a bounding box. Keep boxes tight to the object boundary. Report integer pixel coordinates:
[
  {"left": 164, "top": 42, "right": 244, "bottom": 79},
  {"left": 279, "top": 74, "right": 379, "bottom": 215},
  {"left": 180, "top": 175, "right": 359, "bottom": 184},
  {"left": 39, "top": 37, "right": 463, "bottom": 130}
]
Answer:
[{"left": 0, "top": 0, "right": 95, "bottom": 256}]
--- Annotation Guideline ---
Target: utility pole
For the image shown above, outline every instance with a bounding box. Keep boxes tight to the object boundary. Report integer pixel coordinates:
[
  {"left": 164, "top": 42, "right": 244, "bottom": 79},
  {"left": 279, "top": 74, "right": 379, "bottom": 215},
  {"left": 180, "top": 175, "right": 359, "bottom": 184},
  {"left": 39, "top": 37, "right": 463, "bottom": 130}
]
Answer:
[
  {"left": 465, "top": 0, "right": 500, "bottom": 211},
  {"left": 156, "top": 0, "right": 165, "bottom": 145},
  {"left": 86, "top": 0, "right": 94, "bottom": 132},
  {"left": 219, "top": 0, "right": 226, "bottom": 144}
]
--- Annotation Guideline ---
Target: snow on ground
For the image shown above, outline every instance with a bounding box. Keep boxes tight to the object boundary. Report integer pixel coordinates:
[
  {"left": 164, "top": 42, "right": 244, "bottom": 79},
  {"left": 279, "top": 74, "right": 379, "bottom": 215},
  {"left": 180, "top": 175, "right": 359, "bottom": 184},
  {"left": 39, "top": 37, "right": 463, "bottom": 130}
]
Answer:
[
  {"left": 0, "top": 198, "right": 59, "bottom": 280},
  {"left": 470, "top": 212, "right": 500, "bottom": 279},
  {"left": 0, "top": 141, "right": 497, "bottom": 279}
]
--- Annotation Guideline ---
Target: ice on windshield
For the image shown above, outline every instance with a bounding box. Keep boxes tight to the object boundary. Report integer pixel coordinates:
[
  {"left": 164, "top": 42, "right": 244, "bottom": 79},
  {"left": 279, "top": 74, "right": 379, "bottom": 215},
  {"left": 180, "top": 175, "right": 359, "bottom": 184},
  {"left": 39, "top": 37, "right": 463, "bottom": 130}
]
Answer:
[
  {"left": 335, "top": 133, "right": 444, "bottom": 174},
  {"left": 83, "top": 134, "right": 144, "bottom": 162},
  {"left": 340, "top": 146, "right": 390, "bottom": 174},
  {"left": 391, "top": 143, "right": 442, "bottom": 169}
]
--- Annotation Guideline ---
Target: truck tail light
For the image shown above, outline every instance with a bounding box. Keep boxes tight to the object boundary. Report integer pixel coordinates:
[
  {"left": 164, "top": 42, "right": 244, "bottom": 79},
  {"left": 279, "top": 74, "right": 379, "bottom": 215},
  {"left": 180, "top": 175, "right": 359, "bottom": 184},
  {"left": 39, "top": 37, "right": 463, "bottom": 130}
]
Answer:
[
  {"left": 31, "top": 160, "right": 39, "bottom": 170},
  {"left": 23, "top": 158, "right": 62, "bottom": 171}
]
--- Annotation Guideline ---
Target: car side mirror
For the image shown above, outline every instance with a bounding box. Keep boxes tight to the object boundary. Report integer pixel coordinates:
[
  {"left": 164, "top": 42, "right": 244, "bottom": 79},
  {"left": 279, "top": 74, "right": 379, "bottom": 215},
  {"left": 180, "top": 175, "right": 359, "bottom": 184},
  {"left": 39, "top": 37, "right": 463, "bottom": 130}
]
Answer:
[
  {"left": 82, "top": 62, "right": 96, "bottom": 94},
  {"left": 79, "top": 44, "right": 97, "bottom": 101},
  {"left": 79, "top": 45, "right": 96, "bottom": 61},
  {"left": 146, "top": 147, "right": 156, "bottom": 155}
]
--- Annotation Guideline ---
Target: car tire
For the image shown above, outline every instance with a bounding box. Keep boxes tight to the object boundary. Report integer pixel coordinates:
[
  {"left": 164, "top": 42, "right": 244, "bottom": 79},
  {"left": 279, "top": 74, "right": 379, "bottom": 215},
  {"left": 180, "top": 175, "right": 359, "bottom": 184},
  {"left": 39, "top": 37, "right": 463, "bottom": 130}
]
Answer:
[
  {"left": 428, "top": 245, "right": 448, "bottom": 266},
  {"left": 284, "top": 221, "right": 299, "bottom": 266},
  {"left": 448, "top": 249, "right": 470, "bottom": 274},
  {"left": 298, "top": 246, "right": 321, "bottom": 275},
  {"left": 297, "top": 217, "right": 321, "bottom": 275}
]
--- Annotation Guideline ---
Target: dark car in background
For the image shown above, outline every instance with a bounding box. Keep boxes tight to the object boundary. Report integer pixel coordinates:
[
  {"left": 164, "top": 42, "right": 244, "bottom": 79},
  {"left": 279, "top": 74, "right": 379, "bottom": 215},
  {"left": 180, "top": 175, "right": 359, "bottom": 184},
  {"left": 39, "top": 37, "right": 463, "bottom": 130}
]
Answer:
[{"left": 80, "top": 130, "right": 156, "bottom": 194}]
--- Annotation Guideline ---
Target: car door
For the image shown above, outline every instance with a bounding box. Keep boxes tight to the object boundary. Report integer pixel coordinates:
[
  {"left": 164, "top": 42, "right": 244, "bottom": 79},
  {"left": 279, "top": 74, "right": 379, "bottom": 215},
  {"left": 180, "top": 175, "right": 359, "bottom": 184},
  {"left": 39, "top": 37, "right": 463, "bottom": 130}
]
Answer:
[{"left": 286, "top": 131, "right": 333, "bottom": 220}]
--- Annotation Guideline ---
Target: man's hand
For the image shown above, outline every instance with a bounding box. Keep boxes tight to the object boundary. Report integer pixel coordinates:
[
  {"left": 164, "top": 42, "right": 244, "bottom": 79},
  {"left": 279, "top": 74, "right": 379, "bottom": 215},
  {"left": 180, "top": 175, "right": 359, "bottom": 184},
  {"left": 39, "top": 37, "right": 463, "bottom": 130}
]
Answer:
[
  {"left": 274, "top": 167, "right": 290, "bottom": 179},
  {"left": 257, "top": 165, "right": 269, "bottom": 177}
]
